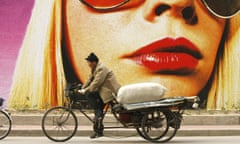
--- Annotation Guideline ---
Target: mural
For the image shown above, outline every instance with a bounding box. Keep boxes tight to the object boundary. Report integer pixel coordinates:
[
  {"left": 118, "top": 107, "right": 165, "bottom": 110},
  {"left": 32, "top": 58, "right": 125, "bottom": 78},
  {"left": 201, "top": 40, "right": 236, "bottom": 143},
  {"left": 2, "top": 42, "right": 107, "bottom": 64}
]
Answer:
[{"left": 0, "top": 0, "right": 239, "bottom": 110}]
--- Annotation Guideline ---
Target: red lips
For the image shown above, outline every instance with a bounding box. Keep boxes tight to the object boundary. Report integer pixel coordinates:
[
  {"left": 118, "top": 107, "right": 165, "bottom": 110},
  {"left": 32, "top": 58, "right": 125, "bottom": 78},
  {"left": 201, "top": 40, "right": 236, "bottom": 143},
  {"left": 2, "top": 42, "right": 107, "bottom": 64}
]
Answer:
[{"left": 122, "top": 37, "right": 202, "bottom": 74}]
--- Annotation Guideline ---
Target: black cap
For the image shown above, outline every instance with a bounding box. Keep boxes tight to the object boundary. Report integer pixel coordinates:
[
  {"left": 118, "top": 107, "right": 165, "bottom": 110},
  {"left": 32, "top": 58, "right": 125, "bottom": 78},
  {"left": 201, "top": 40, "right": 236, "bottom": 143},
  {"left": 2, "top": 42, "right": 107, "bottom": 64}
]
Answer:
[{"left": 85, "top": 52, "right": 99, "bottom": 62}]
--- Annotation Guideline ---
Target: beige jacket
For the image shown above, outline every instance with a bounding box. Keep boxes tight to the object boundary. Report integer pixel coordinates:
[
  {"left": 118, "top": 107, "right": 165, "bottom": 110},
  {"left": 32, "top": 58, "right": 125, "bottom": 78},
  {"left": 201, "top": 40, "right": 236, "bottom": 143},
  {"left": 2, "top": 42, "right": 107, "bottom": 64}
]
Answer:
[{"left": 82, "top": 62, "right": 121, "bottom": 103}]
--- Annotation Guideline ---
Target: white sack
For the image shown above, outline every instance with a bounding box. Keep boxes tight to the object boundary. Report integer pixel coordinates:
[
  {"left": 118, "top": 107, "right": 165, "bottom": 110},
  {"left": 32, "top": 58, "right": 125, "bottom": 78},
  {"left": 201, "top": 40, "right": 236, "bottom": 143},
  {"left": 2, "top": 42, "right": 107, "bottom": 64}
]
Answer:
[{"left": 116, "top": 82, "right": 167, "bottom": 104}]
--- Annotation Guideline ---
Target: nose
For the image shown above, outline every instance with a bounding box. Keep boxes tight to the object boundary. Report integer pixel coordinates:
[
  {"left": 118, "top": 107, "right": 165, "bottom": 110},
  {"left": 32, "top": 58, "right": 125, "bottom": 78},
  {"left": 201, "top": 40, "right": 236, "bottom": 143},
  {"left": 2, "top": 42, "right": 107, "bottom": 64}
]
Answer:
[{"left": 142, "top": 0, "right": 198, "bottom": 24}]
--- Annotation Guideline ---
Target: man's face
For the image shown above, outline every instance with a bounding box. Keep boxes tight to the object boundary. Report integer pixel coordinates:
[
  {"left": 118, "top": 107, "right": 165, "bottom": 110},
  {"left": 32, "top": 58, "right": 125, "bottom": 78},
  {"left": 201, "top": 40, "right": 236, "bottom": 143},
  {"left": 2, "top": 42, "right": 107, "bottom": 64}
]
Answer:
[{"left": 87, "top": 61, "right": 97, "bottom": 70}]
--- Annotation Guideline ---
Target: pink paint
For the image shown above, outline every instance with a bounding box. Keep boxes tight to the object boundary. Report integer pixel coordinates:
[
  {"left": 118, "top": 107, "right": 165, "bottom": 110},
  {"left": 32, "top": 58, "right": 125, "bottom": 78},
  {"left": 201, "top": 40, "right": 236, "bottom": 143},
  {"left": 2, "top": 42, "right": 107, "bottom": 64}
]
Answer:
[{"left": 0, "top": 0, "right": 34, "bottom": 102}]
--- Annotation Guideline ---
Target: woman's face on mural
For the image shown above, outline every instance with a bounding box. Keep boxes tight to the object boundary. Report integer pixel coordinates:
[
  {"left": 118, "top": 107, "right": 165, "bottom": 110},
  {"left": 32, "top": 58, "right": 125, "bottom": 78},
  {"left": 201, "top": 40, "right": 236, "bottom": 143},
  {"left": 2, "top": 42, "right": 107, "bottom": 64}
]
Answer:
[{"left": 65, "top": 0, "right": 226, "bottom": 97}]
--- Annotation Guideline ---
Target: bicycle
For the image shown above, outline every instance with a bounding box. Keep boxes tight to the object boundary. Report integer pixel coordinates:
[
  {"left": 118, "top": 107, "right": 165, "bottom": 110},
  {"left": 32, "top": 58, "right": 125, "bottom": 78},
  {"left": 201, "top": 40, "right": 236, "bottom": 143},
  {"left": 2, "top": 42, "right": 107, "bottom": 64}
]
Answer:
[
  {"left": 0, "top": 98, "right": 12, "bottom": 140},
  {"left": 42, "top": 82, "right": 199, "bottom": 143}
]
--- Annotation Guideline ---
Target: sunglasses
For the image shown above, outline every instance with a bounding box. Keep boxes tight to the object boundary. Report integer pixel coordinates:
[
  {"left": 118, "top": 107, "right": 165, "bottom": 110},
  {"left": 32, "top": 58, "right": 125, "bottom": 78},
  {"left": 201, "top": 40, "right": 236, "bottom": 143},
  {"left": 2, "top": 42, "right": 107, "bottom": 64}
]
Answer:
[
  {"left": 79, "top": 0, "right": 240, "bottom": 18},
  {"left": 201, "top": 0, "right": 240, "bottom": 18}
]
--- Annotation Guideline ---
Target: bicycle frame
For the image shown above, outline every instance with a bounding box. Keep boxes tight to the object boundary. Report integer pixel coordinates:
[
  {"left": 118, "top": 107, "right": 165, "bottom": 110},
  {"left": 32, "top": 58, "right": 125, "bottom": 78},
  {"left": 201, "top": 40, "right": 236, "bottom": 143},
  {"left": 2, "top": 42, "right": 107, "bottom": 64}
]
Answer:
[{"left": 69, "top": 99, "right": 132, "bottom": 129}]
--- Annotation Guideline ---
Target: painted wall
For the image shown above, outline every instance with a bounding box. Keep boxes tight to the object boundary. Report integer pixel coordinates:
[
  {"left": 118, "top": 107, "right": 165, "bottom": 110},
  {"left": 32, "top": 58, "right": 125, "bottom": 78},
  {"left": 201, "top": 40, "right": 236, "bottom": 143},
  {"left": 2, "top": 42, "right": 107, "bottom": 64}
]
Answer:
[{"left": 0, "top": 0, "right": 239, "bottom": 110}]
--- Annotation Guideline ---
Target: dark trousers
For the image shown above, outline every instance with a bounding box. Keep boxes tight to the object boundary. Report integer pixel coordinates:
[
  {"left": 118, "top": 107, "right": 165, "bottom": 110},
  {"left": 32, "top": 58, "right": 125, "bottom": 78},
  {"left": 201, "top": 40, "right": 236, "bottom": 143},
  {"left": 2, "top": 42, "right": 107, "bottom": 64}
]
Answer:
[{"left": 85, "top": 92, "right": 105, "bottom": 133}]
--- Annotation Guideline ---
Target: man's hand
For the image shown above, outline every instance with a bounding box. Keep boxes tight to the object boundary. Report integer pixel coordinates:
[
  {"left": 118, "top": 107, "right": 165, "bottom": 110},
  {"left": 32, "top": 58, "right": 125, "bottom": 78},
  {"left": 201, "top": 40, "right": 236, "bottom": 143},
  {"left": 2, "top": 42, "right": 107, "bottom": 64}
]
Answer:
[{"left": 78, "top": 89, "right": 86, "bottom": 94}]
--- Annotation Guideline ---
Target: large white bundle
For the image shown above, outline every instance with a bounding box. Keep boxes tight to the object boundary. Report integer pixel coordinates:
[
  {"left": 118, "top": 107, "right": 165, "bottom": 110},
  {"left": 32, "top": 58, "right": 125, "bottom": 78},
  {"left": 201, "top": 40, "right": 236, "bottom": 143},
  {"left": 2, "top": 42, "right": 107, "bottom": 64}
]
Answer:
[{"left": 116, "top": 82, "right": 167, "bottom": 104}]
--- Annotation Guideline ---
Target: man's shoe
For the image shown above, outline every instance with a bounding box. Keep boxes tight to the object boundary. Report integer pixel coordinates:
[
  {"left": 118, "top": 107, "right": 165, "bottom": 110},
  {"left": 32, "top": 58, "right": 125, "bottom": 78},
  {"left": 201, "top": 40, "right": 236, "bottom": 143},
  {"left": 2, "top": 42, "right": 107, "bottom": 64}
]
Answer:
[{"left": 90, "top": 132, "right": 103, "bottom": 139}]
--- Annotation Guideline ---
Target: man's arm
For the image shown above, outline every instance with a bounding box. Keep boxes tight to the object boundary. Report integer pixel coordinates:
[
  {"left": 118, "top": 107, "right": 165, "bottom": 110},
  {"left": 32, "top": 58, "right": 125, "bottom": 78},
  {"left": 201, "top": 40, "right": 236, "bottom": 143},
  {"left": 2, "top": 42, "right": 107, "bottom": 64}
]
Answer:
[{"left": 85, "top": 66, "right": 109, "bottom": 92}]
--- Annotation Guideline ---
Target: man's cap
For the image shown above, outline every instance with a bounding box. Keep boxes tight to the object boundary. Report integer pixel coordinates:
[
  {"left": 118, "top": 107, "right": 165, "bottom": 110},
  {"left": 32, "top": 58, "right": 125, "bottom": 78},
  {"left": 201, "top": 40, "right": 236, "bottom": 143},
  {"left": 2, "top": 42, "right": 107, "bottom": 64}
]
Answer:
[{"left": 85, "top": 52, "right": 99, "bottom": 62}]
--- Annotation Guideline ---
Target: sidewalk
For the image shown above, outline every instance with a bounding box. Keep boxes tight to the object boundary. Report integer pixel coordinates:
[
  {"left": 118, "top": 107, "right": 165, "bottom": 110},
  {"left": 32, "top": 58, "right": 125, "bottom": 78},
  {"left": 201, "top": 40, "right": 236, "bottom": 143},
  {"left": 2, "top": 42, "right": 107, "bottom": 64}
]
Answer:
[
  {"left": 6, "top": 110, "right": 240, "bottom": 137},
  {"left": 9, "top": 125, "right": 240, "bottom": 137}
]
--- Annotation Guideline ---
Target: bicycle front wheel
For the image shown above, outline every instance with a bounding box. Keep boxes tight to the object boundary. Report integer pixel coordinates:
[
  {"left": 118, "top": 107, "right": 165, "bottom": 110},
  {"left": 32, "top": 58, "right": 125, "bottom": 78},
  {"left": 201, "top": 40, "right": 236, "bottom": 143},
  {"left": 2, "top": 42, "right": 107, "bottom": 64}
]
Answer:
[
  {"left": 0, "top": 110, "right": 12, "bottom": 140},
  {"left": 41, "top": 106, "right": 78, "bottom": 142}
]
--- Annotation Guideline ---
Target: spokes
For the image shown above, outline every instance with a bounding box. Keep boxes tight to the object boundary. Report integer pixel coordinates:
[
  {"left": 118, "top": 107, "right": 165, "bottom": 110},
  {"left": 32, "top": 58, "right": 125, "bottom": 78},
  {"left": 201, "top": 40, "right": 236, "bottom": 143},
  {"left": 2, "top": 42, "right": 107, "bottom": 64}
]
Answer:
[
  {"left": 141, "top": 110, "right": 169, "bottom": 140},
  {"left": 42, "top": 107, "right": 78, "bottom": 142},
  {"left": 139, "top": 109, "right": 179, "bottom": 143}
]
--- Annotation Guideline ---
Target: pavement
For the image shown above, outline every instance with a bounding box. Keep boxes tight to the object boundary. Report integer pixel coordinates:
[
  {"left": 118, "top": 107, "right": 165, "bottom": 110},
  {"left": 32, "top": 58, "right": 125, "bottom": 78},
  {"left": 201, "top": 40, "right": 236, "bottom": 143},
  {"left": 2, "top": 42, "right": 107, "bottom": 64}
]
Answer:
[{"left": 4, "top": 109, "right": 240, "bottom": 137}]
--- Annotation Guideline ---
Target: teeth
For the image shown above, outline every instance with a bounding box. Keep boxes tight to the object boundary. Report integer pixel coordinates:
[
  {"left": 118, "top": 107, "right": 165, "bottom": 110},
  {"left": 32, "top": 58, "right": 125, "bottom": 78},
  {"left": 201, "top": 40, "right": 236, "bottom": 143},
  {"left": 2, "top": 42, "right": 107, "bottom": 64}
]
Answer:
[
  {"left": 146, "top": 55, "right": 155, "bottom": 62},
  {"left": 171, "top": 55, "right": 179, "bottom": 62},
  {"left": 131, "top": 52, "right": 198, "bottom": 73},
  {"left": 143, "top": 54, "right": 179, "bottom": 63}
]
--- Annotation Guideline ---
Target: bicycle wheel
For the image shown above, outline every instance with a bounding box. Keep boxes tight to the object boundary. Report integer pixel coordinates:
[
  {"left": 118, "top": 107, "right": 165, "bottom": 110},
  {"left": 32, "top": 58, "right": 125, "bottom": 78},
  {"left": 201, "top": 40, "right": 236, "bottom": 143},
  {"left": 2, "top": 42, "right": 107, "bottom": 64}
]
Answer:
[
  {"left": 142, "top": 109, "right": 180, "bottom": 143},
  {"left": 0, "top": 110, "right": 12, "bottom": 140},
  {"left": 157, "top": 110, "right": 179, "bottom": 143},
  {"left": 141, "top": 109, "right": 169, "bottom": 143},
  {"left": 42, "top": 106, "right": 78, "bottom": 142}
]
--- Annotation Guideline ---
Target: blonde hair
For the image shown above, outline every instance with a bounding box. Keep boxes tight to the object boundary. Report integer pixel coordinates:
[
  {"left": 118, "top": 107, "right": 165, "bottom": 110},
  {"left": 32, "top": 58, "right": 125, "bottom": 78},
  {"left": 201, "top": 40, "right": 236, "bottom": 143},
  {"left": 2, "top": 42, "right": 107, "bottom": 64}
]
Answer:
[
  {"left": 8, "top": 0, "right": 65, "bottom": 110},
  {"left": 207, "top": 15, "right": 240, "bottom": 110}
]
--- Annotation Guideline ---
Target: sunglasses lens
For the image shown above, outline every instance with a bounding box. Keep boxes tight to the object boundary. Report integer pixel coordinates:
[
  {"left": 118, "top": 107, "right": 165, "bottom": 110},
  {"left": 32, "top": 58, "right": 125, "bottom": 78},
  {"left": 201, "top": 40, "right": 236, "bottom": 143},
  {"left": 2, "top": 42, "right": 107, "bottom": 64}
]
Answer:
[
  {"left": 202, "top": 0, "right": 240, "bottom": 18},
  {"left": 81, "top": 0, "right": 127, "bottom": 8}
]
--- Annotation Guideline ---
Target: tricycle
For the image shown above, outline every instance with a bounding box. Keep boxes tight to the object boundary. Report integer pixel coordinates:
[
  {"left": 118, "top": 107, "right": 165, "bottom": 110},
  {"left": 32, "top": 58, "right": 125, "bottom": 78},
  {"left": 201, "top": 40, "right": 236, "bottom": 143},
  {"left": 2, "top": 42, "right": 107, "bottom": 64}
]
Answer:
[{"left": 41, "top": 82, "right": 199, "bottom": 143}]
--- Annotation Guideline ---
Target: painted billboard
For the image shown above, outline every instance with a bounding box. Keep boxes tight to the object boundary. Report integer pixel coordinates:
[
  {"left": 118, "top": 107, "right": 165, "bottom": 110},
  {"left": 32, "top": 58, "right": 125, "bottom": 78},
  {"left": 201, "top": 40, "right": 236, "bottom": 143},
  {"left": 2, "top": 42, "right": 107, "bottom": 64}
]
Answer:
[{"left": 0, "top": 0, "right": 239, "bottom": 110}]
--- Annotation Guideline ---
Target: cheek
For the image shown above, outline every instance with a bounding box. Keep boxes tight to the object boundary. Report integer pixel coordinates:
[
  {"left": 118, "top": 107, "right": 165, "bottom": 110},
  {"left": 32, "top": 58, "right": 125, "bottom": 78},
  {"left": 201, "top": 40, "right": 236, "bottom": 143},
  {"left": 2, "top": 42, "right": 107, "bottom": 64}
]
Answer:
[
  {"left": 73, "top": 14, "right": 126, "bottom": 63},
  {"left": 193, "top": 19, "right": 226, "bottom": 94},
  {"left": 186, "top": 4, "right": 226, "bottom": 94},
  {"left": 196, "top": 2, "right": 226, "bottom": 53},
  {"left": 196, "top": 7, "right": 226, "bottom": 64},
  {"left": 195, "top": 0, "right": 226, "bottom": 54},
  {"left": 78, "top": 13, "right": 123, "bottom": 38},
  {"left": 199, "top": 19, "right": 226, "bottom": 69}
]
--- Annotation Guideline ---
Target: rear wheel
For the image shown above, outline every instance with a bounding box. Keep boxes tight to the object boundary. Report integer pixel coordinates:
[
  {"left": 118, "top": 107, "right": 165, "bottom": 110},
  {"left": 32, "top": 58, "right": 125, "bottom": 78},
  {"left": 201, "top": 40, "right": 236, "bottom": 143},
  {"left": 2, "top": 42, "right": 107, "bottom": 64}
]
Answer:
[
  {"left": 141, "top": 109, "right": 178, "bottom": 143},
  {"left": 141, "top": 110, "right": 169, "bottom": 142},
  {"left": 157, "top": 110, "right": 179, "bottom": 143},
  {"left": 41, "top": 106, "right": 78, "bottom": 142}
]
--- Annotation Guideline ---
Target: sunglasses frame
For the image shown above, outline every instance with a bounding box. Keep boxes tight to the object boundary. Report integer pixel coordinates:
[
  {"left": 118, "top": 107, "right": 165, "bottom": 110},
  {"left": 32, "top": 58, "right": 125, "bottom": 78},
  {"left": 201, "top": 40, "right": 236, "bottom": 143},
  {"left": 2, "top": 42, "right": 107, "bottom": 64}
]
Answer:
[
  {"left": 79, "top": 0, "right": 130, "bottom": 11},
  {"left": 79, "top": 0, "right": 239, "bottom": 18}
]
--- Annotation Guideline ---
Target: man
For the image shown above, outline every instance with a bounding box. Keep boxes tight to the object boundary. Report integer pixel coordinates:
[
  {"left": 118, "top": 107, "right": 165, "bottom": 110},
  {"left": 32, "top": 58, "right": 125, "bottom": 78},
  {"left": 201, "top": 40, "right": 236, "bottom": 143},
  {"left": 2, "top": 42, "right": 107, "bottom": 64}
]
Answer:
[{"left": 79, "top": 52, "right": 121, "bottom": 138}]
